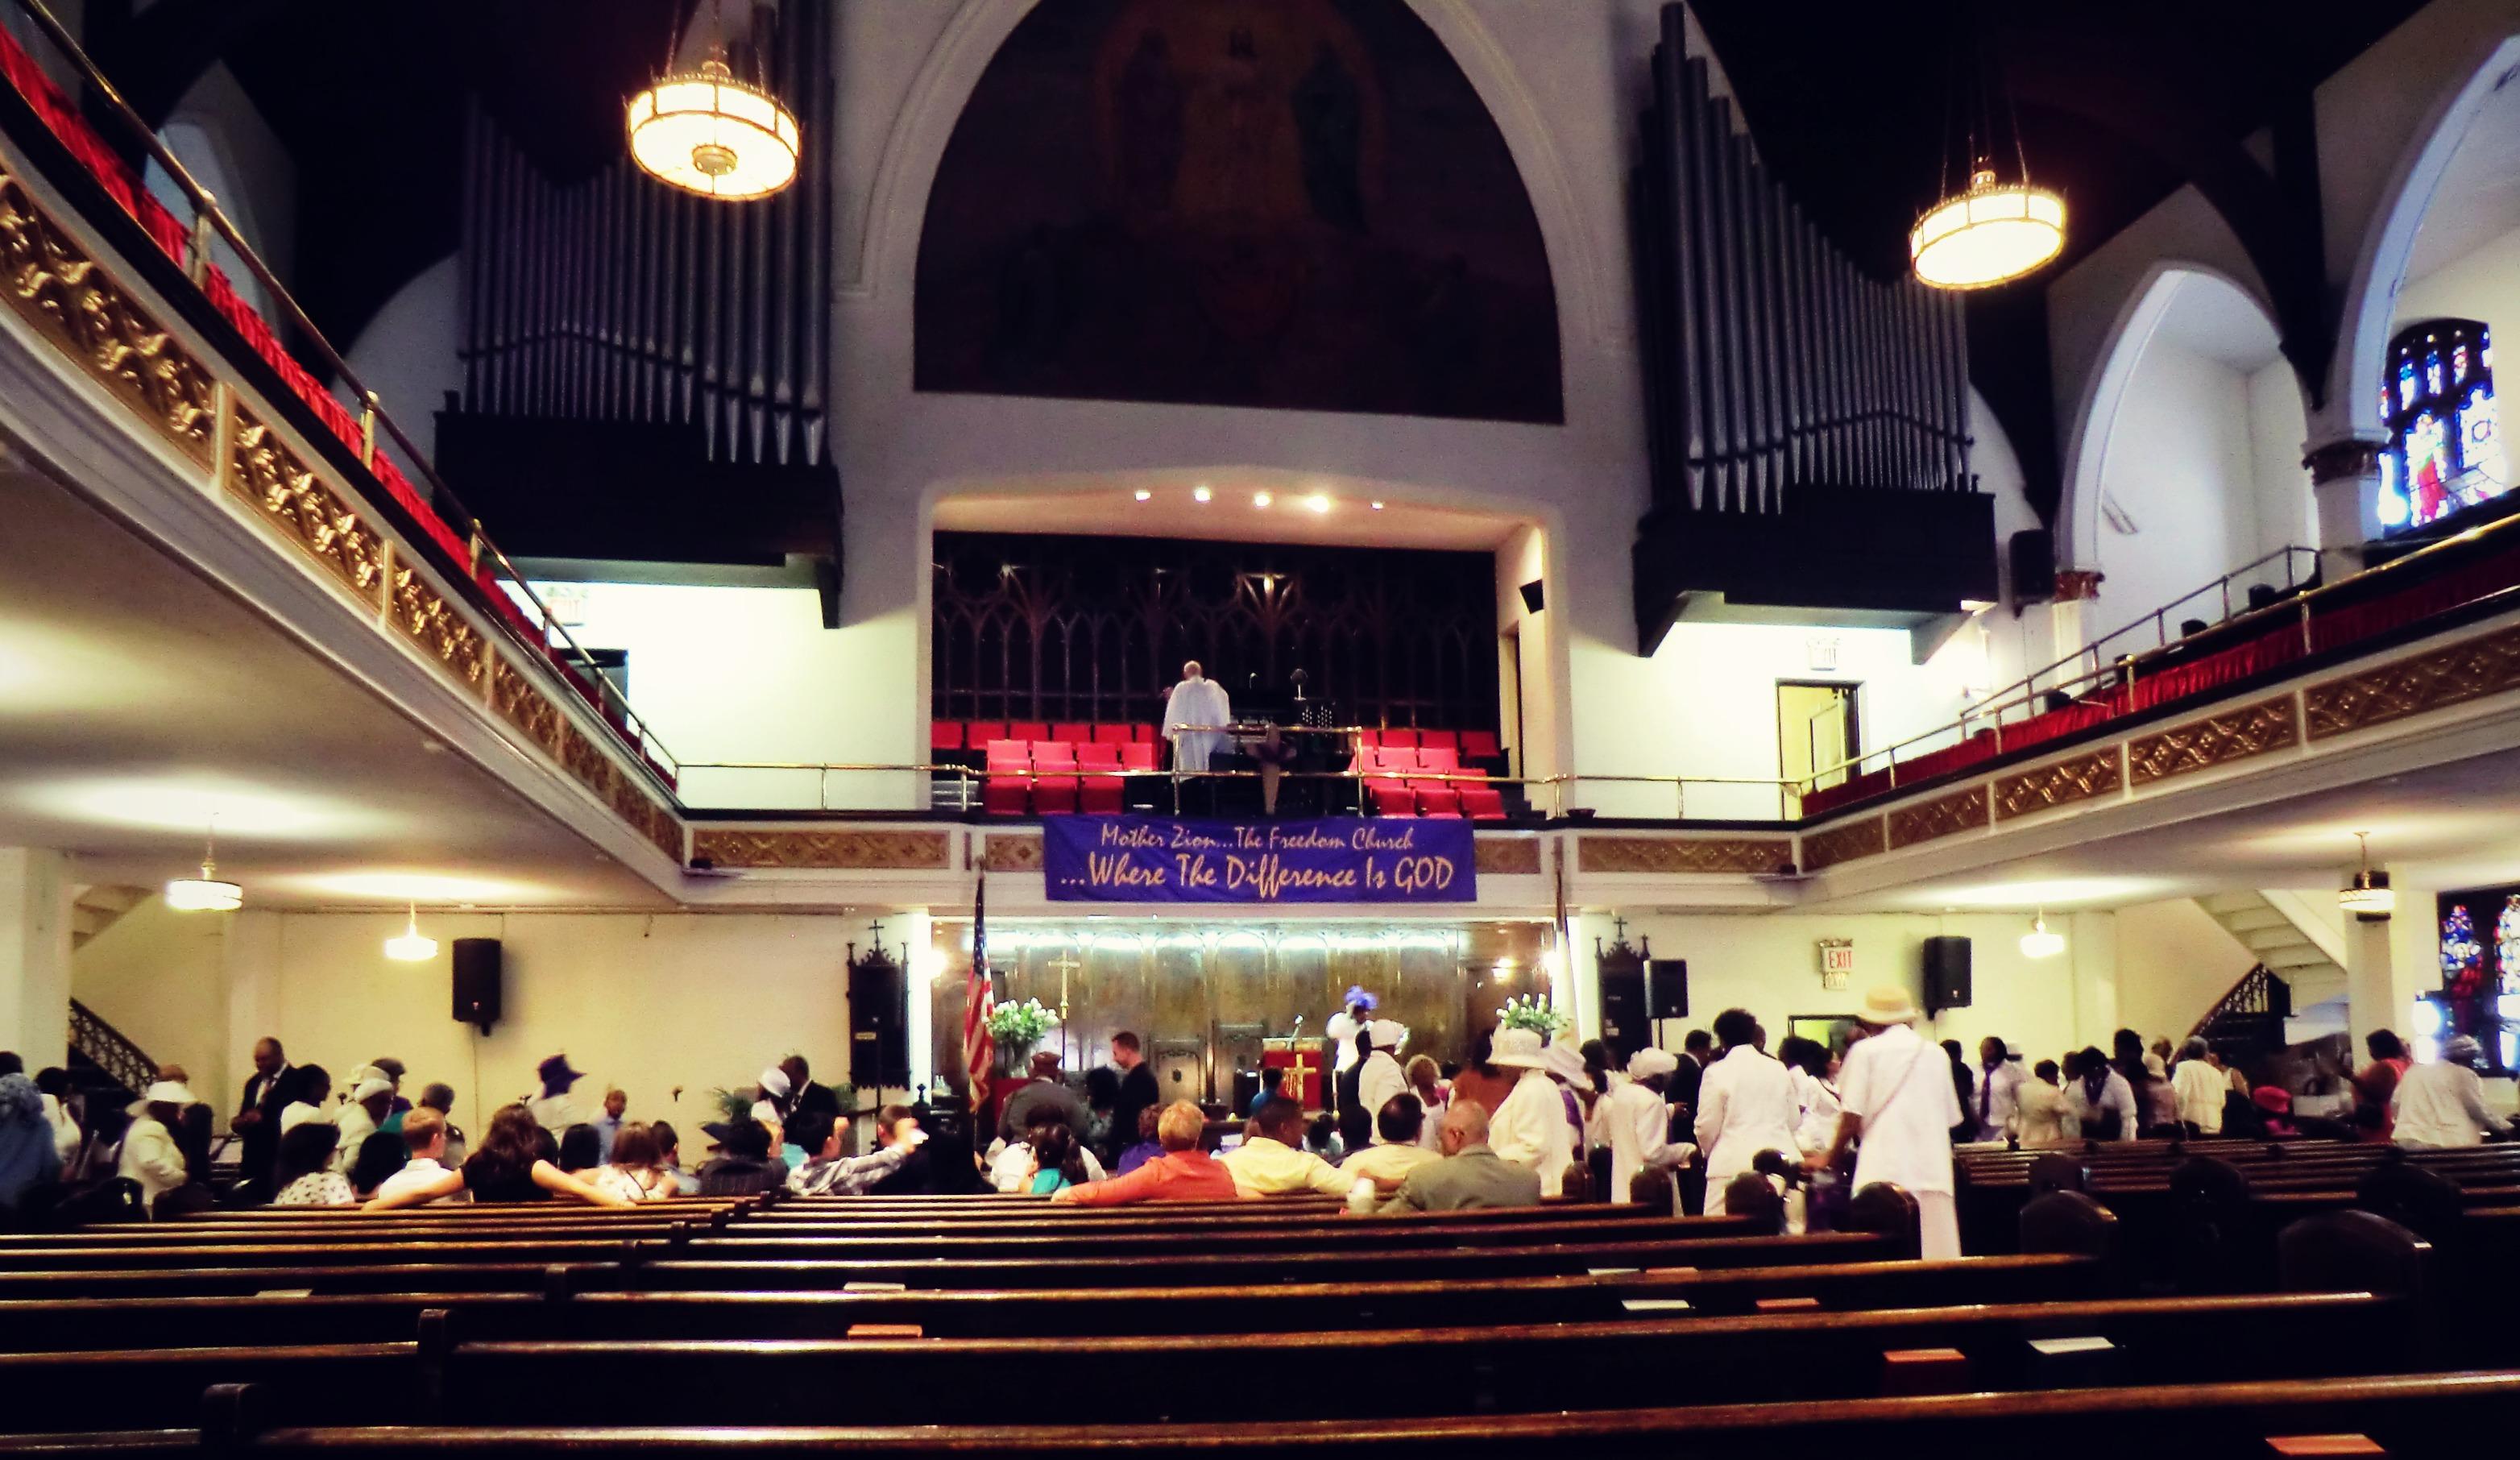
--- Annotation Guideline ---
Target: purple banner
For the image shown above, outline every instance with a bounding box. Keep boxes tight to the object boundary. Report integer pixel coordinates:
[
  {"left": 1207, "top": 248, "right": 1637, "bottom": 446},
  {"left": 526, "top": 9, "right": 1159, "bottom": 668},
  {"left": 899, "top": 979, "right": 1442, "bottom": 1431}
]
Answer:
[{"left": 1042, "top": 815, "right": 1478, "bottom": 903}]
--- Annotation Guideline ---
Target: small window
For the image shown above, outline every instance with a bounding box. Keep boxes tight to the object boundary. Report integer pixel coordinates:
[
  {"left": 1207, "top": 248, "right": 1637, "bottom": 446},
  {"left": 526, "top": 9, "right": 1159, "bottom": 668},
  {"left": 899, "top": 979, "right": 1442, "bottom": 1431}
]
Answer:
[{"left": 2379, "top": 317, "right": 2505, "bottom": 534}]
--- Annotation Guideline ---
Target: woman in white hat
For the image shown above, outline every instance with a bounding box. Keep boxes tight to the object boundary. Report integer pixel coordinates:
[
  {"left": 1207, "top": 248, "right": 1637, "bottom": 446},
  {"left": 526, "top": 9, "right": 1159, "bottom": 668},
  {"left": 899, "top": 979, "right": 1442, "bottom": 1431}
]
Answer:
[
  {"left": 116, "top": 1080, "right": 197, "bottom": 1215},
  {"left": 1600, "top": 1048, "right": 1693, "bottom": 1205},
  {"left": 1486, "top": 1027, "right": 1573, "bottom": 1199},
  {"left": 1354, "top": 1020, "right": 1411, "bottom": 1139},
  {"left": 1692, "top": 1010, "right": 1800, "bottom": 1215},
  {"left": 1807, "top": 985, "right": 1965, "bottom": 1259}
]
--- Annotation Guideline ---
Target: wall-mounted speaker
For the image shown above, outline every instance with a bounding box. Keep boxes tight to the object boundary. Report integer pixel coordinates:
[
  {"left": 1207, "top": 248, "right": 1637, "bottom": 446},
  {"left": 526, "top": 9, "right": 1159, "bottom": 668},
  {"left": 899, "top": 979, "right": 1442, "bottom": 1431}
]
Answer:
[
  {"left": 452, "top": 938, "right": 502, "bottom": 1033},
  {"left": 2008, "top": 529, "right": 2055, "bottom": 605},
  {"left": 1518, "top": 579, "right": 1545, "bottom": 615},
  {"left": 848, "top": 956, "right": 910, "bottom": 1090},
  {"left": 1922, "top": 935, "right": 1972, "bottom": 1015},
  {"left": 1647, "top": 959, "right": 1689, "bottom": 1019}
]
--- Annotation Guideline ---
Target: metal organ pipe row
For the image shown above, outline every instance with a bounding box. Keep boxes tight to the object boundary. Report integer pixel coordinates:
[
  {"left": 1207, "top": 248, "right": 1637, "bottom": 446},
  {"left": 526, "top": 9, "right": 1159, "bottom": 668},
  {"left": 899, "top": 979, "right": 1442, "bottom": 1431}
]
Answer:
[
  {"left": 455, "top": 0, "right": 831, "bottom": 471},
  {"left": 1635, "top": 8, "right": 1971, "bottom": 519}
]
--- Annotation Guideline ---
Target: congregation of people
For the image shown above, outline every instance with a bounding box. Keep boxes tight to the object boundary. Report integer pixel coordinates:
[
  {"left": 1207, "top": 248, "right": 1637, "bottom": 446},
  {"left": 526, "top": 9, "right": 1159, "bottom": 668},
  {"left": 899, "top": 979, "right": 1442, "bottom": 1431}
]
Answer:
[{"left": 1, "top": 999, "right": 2506, "bottom": 1227}]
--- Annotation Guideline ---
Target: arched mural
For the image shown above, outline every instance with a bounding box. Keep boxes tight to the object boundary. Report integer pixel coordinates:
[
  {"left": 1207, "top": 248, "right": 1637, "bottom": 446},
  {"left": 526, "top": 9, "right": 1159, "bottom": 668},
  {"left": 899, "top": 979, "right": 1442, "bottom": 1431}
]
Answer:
[{"left": 912, "top": 0, "right": 1562, "bottom": 424}]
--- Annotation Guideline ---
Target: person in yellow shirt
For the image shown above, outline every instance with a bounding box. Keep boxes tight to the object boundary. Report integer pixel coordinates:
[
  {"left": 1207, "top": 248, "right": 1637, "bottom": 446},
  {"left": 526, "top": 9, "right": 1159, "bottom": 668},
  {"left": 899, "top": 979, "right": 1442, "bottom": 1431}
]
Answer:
[{"left": 1219, "top": 1096, "right": 1352, "bottom": 1197}]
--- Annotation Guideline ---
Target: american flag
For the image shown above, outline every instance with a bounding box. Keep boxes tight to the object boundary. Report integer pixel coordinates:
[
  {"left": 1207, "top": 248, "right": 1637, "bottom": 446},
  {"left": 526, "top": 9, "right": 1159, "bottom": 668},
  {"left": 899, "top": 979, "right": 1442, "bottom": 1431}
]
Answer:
[{"left": 962, "top": 869, "right": 996, "bottom": 1121}]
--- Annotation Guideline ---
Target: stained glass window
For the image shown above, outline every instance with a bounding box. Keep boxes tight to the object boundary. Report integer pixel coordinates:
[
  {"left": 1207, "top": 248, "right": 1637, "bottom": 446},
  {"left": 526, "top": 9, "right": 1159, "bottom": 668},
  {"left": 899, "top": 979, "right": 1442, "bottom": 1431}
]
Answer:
[{"left": 2381, "top": 318, "right": 2505, "bottom": 534}]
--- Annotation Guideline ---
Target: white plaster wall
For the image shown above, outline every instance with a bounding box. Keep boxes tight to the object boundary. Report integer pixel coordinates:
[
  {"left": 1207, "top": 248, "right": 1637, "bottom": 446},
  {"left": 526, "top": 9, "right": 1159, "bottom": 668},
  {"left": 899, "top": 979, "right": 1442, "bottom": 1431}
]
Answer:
[
  {"left": 68, "top": 893, "right": 232, "bottom": 1104},
  {"left": 2112, "top": 897, "right": 2257, "bottom": 1048},
  {"left": 2247, "top": 359, "right": 2318, "bottom": 558},
  {"left": 2394, "top": 220, "right": 2520, "bottom": 347},
  {"left": 2088, "top": 342, "right": 2262, "bottom": 646},
  {"left": 228, "top": 910, "right": 868, "bottom": 1142},
  {"left": 343, "top": 255, "right": 462, "bottom": 471},
  {"left": 141, "top": 64, "right": 296, "bottom": 322}
]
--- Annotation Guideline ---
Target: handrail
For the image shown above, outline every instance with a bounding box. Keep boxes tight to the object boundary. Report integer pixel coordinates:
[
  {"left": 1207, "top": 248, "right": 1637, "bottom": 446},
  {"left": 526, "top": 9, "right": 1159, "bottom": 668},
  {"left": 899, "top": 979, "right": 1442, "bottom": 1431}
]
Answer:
[
  {"left": 0, "top": 0, "right": 681, "bottom": 783},
  {"left": 1799, "top": 511, "right": 2520, "bottom": 799},
  {"left": 67, "top": 996, "right": 155, "bottom": 1098}
]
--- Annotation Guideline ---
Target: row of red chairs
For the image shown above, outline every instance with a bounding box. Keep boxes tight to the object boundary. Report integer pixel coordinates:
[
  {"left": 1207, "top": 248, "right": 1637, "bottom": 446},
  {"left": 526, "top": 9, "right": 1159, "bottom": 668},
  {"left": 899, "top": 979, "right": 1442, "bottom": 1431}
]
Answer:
[
  {"left": 935, "top": 720, "right": 1507, "bottom": 758},
  {"left": 1357, "top": 746, "right": 1506, "bottom": 818},
  {"left": 981, "top": 739, "right": 1154, "bottom": 815},
  {"left": 1360, "top": 728, "right": 1504, "bottom": 760}
]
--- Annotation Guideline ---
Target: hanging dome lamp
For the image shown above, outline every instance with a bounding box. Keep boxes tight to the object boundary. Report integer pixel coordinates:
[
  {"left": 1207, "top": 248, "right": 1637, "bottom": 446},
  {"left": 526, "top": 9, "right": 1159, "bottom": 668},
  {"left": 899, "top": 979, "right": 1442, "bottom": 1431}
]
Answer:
[
  {"left": 628, "top": 1, "right": 799, "bottom": 201},
  {"left": 1911, "top": 14, "right": 2063, "bottom": 290}
]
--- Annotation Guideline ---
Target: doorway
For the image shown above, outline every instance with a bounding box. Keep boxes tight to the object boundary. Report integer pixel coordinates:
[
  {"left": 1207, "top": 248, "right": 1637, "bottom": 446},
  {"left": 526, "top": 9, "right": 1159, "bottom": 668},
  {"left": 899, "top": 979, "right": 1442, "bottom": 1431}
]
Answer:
[
  {"left": 1500, "top": 625, "right": 1527, "bottom": 779},
  {"left": 1777, "top": 681, "right": 1859, "bottom": 790}
]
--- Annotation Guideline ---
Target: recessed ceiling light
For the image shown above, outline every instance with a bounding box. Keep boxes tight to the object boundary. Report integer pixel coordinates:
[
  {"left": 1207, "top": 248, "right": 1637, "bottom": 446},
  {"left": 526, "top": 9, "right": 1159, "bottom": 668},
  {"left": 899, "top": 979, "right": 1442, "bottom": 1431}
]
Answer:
[
  {"left": 1370, "top": 500, "right": 1385, "bottom": 510},
  {"left": 1305, "top": 494, "right": 1331, "bottom": 514},
  {"left": 1192, "top": 486, "right": 1212, "bottom": 504},
  {"left": 1253, "top": 492, "right": 1274, "bottom": 508},
  {"left": 1133, "top": 489, "right": 1151, "bottom": 502}
]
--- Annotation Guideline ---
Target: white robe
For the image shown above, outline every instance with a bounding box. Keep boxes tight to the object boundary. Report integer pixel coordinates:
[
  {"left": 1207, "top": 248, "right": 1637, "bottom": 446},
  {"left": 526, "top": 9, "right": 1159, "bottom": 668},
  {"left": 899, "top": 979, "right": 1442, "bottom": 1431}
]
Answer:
[
  {"left": 1489, "top": 1069, "right": 1574, "bottom": 1197},
  {"left": 1692, "top": 1046, "right": 1800, "bottom": 1214},
  {"left": 1324, "top": 1011, "right": 1364, "bottom": 1075},
  {"left": 1599, "top": 1080, "right": 1689, "bottom": 1205},
  {"left": 1355, "top": 1051, "right": 1408, "bottom": 1134},
  {"left": 1838, "top": 1023, "right": 1965, "bottom": 1259},
  {"left": 1162, "top": 676, "right": 1233, "bottom": 771}
]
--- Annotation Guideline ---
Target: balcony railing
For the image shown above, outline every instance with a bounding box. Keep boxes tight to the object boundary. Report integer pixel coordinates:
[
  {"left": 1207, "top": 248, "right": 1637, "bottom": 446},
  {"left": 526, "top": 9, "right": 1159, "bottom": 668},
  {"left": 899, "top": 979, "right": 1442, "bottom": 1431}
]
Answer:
[{"left": 0, "top": 0, "right": 682, "bottom": 792}]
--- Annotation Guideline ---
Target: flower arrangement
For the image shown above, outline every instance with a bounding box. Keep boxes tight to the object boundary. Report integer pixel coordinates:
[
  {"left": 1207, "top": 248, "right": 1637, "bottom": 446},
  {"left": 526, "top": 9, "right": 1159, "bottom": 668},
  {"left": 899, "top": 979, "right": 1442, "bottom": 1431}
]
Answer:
[
  {"left": 987, "top": 998, "right": 1062, "bottom": 1050},
  {"left": 1496, "top": 993, "right": 1569, "bottom": 1037}
]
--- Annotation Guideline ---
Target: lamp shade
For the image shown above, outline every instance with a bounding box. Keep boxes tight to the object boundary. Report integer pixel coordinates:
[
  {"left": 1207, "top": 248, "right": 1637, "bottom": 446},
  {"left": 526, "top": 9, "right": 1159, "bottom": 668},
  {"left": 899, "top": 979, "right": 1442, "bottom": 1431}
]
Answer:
[
  {"left": 2019, "top": 913, "right": 2066, "bottom": 960},
  {"left": 384, "top": 902, "right": 438, "bottom": 962},
  {"left": 2339, "top": 869, "right": 2395, "bottom": 918},
  {"left": 1911, "top": 169, "right": 2065, "bottom": 290},
  {"left": 628, "top": 60, "right": 799, "bottom": 201},
  {"left": 164, "top": 875, "right": 242, "bottom": 912}
]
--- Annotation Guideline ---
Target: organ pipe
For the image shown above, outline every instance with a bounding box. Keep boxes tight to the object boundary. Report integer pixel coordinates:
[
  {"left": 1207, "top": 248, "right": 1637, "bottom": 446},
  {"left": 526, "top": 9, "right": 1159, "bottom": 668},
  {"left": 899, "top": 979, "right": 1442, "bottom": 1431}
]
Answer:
[
  {"left": 453, "top": 0, "right": 831, "bottom": 469},
  {"left": 1635, "top": 5, "right": 1970, "bottom": 514}
]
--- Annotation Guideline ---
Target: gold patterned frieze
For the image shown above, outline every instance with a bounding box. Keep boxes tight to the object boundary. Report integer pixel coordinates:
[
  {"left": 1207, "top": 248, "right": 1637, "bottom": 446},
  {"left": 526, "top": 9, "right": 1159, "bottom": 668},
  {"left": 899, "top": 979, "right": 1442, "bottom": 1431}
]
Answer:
[
  {"left": 1992, "top": 749, "right": 2123, "bottom": 820},
  {"left": 692, "top": 829, "right": 952, "bottom": 871},
  {"left": 226, "top": 413, "right": 387, "bottom": 599},
  {"left": 1473, "top": 837, "right": 1544, "bottom": 876},
  {"left": 490, "top": 657, "right": 566, "bottom": 757},
  {"left": 1887, "top": 785, "right": 1990, "bottom": 850},
  {"left": 1801, "top": 817, "right": 1885, "bottom": 872},
  {"left": 2127, "top": 696, "right": 2299, "bottom": 786},
  {"left": 984, "top": 835, "right": 1045, "bottom": 873},
  {"left": 1578, "top": 836, "right": 1792, "bottom": 876},
  {"left": 387, "top": 565, "right": 489, "bottom": 693},
  {"left": 0, "top": 175, "right": 216, "bottom": 459},
  {"left": 2304, "top": 624, "right": 2520, "bottom": 740}
]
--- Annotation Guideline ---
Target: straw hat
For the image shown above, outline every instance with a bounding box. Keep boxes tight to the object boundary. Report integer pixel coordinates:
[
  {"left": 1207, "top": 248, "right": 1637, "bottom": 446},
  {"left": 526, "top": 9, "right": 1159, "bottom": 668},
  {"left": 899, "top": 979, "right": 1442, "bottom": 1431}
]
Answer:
[
  {"left": 127, "top": 1079, "right": 197, "bottom": 1116},
  {"left": 1490, "top": 1027, "right": 1548, "bottom": 1069},
  {"left": 1628, "top": 1047, "right": 1680, "bottom": 1080},
  {"left": 1856, "top": 985, "right": 1919, "bottom": 1026}
]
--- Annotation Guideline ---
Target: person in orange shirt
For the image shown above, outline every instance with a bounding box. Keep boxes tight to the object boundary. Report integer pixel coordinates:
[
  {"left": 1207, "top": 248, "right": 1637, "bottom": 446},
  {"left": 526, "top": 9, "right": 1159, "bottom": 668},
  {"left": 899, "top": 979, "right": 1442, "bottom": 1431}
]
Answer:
[{"left": 1054, "top": 1101, "right": 1237, "bottom": 1205}]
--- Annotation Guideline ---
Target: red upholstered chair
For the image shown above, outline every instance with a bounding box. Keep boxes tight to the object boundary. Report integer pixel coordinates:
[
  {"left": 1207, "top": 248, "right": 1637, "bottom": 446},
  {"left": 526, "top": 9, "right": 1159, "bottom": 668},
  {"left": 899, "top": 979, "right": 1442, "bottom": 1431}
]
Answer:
[
  {"left": 967, "top": 721, "right": 1007, "bottom": 749},
  {"left": 1461, "top": 729, "right": 1502, "bottom": 761},
  {"left": 1134, "top": 723, "right": 1161, "bottom": 743},
  {"left": 1093, "top": 724, "right": 1134, "bottom": 745},
  {"left": 983, "top": 740, "right": 1030, "bottom": 816},
  {"left": 930, "top": 721, "right": 964, "bottom": 753},
  {"left": 1419, "top": 729, "right": 1458, "bottom": 753},
  {"left": 1370, "top": 782, "right": 1418, "bottom": 817},
  {"left": 1077, "top": 744, "right": 1124, "bottom": 813},
  {"left": 1121, "top": 742, "right": 1157, "bottom": 771},
  {"left": 1051, "top": 722, "right": 1092, "bottom": 745},
  {"left": 1380, "top": 728, "right": 1419, "bottom": 751},
  {"left": 1009, "top": 721, "right": 1051, "bottom": 744},
  {"left": 1355, "top": 728, "right": 1382, "bottom": 749},
  {"left": 1380, "top": 747, "right": 1421, "bottom": 772},
  {"left": 1029, "top": 741, "right": 1079, "bottom": 813},
  {"left": 1459, "top": 782, "right": 1507, "bottom": 819},
  {"left": 1414, "top": 786, "right": 1464, "bottom": 817},
  {"left": 1417, "top": 746, "right": 1459, "bottom": 774}
]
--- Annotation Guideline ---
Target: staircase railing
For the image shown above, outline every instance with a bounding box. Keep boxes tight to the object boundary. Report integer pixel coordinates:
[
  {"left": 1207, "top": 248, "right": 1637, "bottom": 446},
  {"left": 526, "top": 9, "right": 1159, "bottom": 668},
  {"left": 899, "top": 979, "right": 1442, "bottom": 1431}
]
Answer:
[
  {"left": 67, "top": 997, "right": 156, "bottom": 1097},
  {"left": 2188, "top": 964, "right": 2289, "bottom": 1041}
]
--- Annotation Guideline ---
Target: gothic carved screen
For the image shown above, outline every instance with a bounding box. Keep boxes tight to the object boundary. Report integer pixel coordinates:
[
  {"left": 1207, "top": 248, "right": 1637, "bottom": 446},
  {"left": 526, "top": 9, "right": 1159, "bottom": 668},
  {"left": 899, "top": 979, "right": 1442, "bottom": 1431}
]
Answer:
[
  {"left": 932, "top": 532, "right": 1500, "bottom": 731},
  {"left": 913, "top": 0, "right": 1560, "bottom": 423}
]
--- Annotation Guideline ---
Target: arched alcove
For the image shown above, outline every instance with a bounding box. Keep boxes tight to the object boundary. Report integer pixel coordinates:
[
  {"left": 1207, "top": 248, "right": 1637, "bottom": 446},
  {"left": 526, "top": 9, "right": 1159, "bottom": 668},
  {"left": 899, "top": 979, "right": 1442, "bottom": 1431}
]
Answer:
[
  {"left": 909, "top": 0, "right": 1561, "bottom": 424},
  {"left": 2070, "top": 268, "right": 2311, "bottom": 647}
]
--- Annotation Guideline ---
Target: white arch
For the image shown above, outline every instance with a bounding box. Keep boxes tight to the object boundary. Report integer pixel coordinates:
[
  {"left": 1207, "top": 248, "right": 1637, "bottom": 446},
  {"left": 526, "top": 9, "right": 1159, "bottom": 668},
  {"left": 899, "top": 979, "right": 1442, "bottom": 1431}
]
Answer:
[
  {"left": 2328, "top": 31, "right": 2520, "bottom": 442},
  {"left": 2056, "top": 259, "right": 2290, "bottom": 567}
]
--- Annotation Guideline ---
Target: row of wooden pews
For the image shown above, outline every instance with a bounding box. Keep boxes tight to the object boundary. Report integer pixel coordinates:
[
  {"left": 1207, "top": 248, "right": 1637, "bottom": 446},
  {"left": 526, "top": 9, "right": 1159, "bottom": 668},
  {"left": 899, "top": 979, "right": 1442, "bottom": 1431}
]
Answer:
[{"left": 0, "top": 1179, "right": 2509, "bottom": 1456}]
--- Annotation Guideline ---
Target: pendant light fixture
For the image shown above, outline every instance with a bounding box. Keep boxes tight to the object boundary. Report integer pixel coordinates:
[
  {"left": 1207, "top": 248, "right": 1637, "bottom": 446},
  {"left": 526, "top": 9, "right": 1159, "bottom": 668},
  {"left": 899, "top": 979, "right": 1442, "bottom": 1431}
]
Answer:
[
  {"left": 2339, "top": 832, "right": 2395, "bottom": 919},
  {"left": 2019, "top": 910, "right": 2066, "bottom": 960},
  {"left": 1911, "top": 10, "right": 2063, "bottom": 289},
  {"left": 383, "top": 902, "right": 439, "bottom": 963},
  {"left": 164, "top": 819, "right": 242, "bottom": 912},
  {"left": 628, "top": 0, "right": 800, "bottom": 201}
]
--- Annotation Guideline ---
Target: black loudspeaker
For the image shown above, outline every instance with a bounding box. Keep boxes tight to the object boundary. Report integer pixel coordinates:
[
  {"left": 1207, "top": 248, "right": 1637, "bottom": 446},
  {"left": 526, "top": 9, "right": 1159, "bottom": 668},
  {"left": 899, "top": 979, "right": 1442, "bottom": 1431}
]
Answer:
[
  {"left": 2008, "top": 529, "right": 2055, "bottom": 603},
  {"left": 452, "top": 939, "right": 502, "bottom": 1033},
  {"left": 1648, "top": 959, "right": 1689, "bottom": 1018},
  {"left": 848, "top": 958, "right": 909, "bottom": 1090},
  {"left": 1922, "top": 935, "right": 1972, "bottom": 1014},
  {"left": 1518, "top": 579, "right": 1545, "bottom": 614},
  {"left": 1598, "top": 962, "right": 1647, "bottom": 1063}
]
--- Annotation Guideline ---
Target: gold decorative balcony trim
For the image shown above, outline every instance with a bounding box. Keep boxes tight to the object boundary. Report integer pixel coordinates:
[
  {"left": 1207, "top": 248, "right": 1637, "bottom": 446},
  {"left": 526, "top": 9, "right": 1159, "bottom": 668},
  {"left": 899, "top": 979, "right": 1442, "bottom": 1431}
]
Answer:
[
  {"left": 1992, "top": 749, "right": 2123, "bottom": 820},
  {"left": 1578, "top": 836, "right": 1791, "bottom": 876},
  {"left": 691, "top": 829, "right": 954, "bottom": 871},
  {"left": 2304, "top": 622, "right": 2520, "bottom": 740},
  {"left": 1801, "top": 816, "right": 1885, "bottom": 872},
  {"left": 1887, "top": 786, "right": 1990, "bottom": 850},
  {"left": 2127, "top": 697, "right": 2300, "bottom": 786}
]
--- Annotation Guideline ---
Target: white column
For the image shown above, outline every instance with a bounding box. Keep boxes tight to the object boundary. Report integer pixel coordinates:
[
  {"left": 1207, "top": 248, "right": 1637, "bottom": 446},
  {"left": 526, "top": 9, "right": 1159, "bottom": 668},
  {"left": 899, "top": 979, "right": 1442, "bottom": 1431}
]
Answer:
[
  {"left": 903, "top": 910, "right": 936, "bottom": 1101},
  {"left": 2343, "top": 910, "right": 2407, "bottom": 1051},
  {"left": 0, "top": 848, "right": 73, "bottom": 1066},
  {"left": 2307, "top": 438, "right": 2385, "bottom": 586},
  {"left": 2069, "top": 910, "right": 2118, "bottom": 1049}
]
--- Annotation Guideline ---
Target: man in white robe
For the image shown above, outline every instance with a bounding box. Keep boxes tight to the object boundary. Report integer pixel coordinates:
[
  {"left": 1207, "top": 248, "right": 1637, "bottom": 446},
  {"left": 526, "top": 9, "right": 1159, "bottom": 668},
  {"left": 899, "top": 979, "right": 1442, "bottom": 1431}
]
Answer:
[
  {"left": 1355, "top": 1020, "right": 1410, "bottom": 1133},
  {"left": 1692, "top": 1010, "right": 1800, "bottom": 1215},
  {"left": 1161, "top": 661, "right": 1232, "bottom": 772},
  {"left": 1811, "top": 985, "right": 1965, "bottom": 1259},
  {"left": 1601, "top": 1047, "right": 1694, "bottom": 1205}
]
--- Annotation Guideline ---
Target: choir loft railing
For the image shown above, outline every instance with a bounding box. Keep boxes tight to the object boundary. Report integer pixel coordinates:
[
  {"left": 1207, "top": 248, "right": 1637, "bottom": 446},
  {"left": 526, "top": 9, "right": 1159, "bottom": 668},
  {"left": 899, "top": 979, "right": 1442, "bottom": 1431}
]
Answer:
[{"left": 0, "top": 0, "right": 682, "bottom": 787}]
